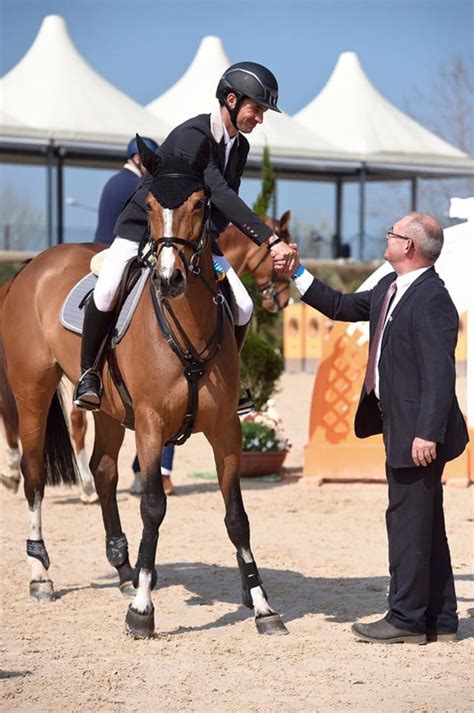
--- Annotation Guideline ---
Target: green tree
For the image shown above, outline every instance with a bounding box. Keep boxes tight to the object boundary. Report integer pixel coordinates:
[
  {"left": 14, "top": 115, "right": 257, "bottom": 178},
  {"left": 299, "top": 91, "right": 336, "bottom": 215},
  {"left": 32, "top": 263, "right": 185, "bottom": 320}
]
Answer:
[{"left": 252, "top": 145, "right": 275, "bottom": 217}]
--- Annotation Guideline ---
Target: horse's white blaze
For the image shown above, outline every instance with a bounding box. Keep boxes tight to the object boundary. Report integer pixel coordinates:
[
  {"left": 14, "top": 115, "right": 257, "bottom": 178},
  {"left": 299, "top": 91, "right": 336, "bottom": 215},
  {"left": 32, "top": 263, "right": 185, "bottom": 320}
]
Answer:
[
  {"left": 5, "top": 446, "right": 21, "bottom": 478},
  {"left": 27, "top": 492, "right": 49, "bottom": 579},
  {"left": 132, "top": 569, "right": 153, "bottom": 613},
  {"left": 160, "top": 208, "right": 175, "bottom": 279}
]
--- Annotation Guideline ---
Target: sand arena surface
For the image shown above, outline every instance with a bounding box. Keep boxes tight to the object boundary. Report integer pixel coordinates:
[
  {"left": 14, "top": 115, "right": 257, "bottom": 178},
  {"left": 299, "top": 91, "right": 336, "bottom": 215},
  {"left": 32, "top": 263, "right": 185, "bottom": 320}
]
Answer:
[{"left": 1, "top": 373, "right": 473, "bottom": 712}]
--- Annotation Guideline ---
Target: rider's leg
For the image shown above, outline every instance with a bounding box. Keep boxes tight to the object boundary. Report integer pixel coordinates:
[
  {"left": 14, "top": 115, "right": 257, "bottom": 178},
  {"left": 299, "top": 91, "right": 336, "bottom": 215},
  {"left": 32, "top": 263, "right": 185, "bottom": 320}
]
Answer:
[{"left": 74, "top": 238, "right": 138, "bottom": 410}]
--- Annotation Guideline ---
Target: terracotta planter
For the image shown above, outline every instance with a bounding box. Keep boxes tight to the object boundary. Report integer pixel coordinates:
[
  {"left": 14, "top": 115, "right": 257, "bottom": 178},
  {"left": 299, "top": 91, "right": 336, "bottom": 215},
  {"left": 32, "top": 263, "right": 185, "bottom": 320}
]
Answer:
[{"left": 239, "top": 450, "right": 288, "bottom": 477}]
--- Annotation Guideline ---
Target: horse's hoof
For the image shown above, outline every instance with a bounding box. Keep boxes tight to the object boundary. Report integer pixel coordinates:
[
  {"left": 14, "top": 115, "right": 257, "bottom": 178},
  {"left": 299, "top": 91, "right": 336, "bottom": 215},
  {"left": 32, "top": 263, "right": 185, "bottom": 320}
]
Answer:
[
  {"left": 0, "top": 474, "right": 20, "bottom": 493},
  {"left": 80, "top": 492, "right": 100, "bottom": 504},
  {"left": 119, "top": 581, "right": 136, "bottom": 598},
  {"left": 30, "top": 579, "right": 55, "bottom": 602},
  {"left": 255, "top": 613, "right": 289, "bottom": 635},
  {"left": 125, "top": 605, "right": 155, "bottom": 638}
]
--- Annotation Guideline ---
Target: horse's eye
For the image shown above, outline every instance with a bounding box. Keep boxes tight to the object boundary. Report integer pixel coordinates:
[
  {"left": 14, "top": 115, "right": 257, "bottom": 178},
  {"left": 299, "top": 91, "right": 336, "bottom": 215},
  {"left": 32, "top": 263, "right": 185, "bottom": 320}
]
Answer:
[
  {"left": 145, "top": 203, "right": 152, "bottom": 213},
  {"left": 194, "top": 199, "right": 205, "bottom": 211}
]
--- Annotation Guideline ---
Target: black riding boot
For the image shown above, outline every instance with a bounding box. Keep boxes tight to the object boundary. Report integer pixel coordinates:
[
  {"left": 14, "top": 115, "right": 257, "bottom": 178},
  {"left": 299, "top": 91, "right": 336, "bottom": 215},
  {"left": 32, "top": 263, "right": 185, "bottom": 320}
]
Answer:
[
  {"left": 234, "top": 321, "right": 255, "bottom": 416},
  {"left": 73, "top": 298, "right": 115, "bottom": 411}
]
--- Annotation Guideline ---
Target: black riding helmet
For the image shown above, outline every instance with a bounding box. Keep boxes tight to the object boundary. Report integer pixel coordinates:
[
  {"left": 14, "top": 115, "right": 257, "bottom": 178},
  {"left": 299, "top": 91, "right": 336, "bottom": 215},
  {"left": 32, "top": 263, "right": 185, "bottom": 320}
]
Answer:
[{"left": 216, "top": 61, "right": 281, "bottom": 128}]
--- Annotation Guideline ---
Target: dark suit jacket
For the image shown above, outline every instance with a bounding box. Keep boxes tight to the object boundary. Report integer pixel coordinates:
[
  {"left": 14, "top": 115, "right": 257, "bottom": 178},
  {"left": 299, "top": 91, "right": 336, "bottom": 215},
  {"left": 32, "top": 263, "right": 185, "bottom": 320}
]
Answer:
[
  {"left": 302, "top": 267, "right": 469, "bottom": 468},
  {"left": 94, "top": 167, "right": 140, "bottom": 245},
  {"left": 114, "top": 114, "right": 274, "bottom": 250}
]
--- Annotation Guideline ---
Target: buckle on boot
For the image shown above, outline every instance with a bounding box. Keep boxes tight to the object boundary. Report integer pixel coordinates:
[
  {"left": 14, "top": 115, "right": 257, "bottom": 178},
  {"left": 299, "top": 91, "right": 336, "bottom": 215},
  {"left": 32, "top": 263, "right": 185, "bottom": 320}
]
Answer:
[{"left": 73, "top": 369, "right": 103, "bottom": 411}]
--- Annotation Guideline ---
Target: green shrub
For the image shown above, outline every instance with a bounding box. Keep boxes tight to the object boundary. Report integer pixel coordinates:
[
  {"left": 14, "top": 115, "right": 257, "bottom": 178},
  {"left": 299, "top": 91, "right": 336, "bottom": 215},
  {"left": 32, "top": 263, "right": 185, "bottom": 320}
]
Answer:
[{"left": 240, "top": 331, "right": 283, "bottom": 411}]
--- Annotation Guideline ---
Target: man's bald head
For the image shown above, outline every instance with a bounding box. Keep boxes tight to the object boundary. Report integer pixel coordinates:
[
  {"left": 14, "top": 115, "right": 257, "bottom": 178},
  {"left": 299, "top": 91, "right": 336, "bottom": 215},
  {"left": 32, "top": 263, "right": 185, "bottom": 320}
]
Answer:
[{"left": 405, "top": 213, "right": 444, "bottom": 263}]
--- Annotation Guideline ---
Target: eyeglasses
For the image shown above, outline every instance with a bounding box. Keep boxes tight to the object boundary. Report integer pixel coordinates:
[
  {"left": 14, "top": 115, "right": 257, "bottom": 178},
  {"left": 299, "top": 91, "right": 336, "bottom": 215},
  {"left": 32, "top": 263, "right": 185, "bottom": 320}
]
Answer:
[{"left": 386, "top": 227, "right": 411, "bottom": 241}]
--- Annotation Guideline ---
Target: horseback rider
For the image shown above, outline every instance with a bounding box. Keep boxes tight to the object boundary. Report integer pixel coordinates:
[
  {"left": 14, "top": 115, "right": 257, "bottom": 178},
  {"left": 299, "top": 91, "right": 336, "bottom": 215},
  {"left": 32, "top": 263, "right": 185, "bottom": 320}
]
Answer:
[{"left": 73, "top": 61, "right": 296, "bottom": 412}]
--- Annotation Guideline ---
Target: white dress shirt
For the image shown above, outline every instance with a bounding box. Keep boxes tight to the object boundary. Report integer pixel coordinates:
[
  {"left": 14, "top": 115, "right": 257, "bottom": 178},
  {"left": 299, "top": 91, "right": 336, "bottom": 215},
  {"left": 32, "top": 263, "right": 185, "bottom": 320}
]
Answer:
[{"left": 374, "top": 266, "right": 430, "bottom": 397}]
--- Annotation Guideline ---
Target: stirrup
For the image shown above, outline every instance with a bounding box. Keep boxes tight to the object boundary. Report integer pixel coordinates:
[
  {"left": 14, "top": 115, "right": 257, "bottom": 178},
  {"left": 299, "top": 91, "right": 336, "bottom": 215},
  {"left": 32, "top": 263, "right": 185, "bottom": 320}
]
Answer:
[
  {"left": 73, "top": 369, "right": 103, "bottom": 411},
  {"left": 237, "top": 387, "right": 255, "bottom": 417}
]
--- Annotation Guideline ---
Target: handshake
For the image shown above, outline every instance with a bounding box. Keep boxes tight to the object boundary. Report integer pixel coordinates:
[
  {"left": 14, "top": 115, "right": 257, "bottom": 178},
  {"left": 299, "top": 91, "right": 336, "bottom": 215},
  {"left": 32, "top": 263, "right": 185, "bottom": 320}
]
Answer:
[{"left": 268, "top": 238, "right": 300, "bottom": 279}]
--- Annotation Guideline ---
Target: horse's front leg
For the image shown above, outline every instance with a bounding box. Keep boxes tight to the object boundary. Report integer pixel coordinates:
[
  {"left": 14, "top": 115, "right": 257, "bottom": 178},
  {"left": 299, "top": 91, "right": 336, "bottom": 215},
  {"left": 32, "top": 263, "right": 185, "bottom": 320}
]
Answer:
[
  {"left": 125, "top": 418, "right": 166, "bottom": 638},
  {"left": 206, "top": 416, "right": 288, "bottom": 635}
]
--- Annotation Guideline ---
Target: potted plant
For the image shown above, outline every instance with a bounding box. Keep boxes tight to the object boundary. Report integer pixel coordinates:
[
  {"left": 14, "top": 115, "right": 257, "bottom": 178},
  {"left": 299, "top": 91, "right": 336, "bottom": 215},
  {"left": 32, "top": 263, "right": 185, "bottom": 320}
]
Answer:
[{"left": 240, "top": 401, "right": 290, "bottom": 477}]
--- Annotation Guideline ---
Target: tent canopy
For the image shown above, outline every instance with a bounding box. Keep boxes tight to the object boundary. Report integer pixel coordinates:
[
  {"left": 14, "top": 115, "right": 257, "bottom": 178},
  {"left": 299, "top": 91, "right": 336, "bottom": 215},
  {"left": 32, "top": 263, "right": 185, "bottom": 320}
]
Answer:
[
  {"left": 0, "top": 15, "right": 169, "bottom": 150},
  {"left": 294, "top": 52, "right": 471, "bottom": 173}
]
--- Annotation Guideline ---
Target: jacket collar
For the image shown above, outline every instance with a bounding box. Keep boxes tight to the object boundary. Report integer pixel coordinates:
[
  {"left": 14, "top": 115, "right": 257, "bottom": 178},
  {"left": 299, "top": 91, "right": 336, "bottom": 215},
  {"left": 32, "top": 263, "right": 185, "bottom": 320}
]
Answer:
[{"left": 210, "top": 104, "right": 240, "bottom": 146}]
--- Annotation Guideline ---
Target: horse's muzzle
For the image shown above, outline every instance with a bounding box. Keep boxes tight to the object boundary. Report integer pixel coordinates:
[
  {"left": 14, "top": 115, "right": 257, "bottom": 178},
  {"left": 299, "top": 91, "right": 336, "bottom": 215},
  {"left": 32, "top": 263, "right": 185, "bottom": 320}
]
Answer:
[{"left": 156, "top": 268, "right": 187, "bottom": 299}]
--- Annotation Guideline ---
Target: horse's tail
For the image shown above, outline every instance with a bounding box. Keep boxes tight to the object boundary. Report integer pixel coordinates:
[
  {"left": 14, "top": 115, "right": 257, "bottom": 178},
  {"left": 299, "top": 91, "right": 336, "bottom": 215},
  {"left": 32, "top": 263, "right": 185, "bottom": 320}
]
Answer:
[{"left": 44, "top": 385, "right": 80, "bottom": 487}]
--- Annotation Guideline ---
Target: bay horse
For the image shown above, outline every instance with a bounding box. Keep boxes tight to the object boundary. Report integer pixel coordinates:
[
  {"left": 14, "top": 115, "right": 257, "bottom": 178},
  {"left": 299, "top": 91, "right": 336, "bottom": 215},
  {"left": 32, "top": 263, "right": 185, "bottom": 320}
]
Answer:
[{"left": 1, "top": 140, "right": 288, "bottom": 638}]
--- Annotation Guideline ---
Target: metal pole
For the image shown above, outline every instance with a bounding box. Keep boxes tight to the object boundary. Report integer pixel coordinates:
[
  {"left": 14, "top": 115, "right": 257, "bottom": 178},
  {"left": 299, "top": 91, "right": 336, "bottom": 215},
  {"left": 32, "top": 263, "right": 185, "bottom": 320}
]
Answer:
[
  {"left": 359, "top": 165, "right": 366, "bottom": 260},
  {"left": 47, "top": 141, "right": 54, "bottom": 247},
  {"left": 56, "top": 155, "right": 63, "bottom": 244},
  {"left": 333, "top": 180, "right": 343, "bottom": 257},
  {"left": 272, "top": 175, "right": 278, "bottom": 224},
  {"left": 411, "top": 177, "right": 418, "bottom": 211}
]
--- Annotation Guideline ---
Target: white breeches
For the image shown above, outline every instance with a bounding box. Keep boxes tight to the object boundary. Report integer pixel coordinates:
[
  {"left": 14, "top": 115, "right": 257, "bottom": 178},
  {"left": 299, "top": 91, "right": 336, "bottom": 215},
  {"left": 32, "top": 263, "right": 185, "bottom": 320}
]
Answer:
[
  {"left": 93, "top": 238, "right": 253, "bottom": 326},
  {"left": 93, "top": 238, "right": 139, "bottom": 311},
  {"left": 212, "top": 254, "right": 253, "bottom": 326}
]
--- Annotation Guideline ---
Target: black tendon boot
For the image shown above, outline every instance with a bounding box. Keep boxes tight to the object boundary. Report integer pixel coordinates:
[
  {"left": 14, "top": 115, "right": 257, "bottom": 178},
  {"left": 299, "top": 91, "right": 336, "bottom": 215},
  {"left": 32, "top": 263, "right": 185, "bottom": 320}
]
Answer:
[
  {"left": 234, "top": 321, "right": 255, "bottom": 416},
  {"left": 73, "top": 298, "right": 115, "bottom": 411}
]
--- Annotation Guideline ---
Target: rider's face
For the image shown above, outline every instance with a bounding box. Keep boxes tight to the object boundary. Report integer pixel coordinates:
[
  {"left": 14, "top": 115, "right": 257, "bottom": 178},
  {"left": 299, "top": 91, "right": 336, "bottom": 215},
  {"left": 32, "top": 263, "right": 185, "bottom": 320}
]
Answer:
[{"left": 235, "top": 98, "right": 267, "bottom": 133}]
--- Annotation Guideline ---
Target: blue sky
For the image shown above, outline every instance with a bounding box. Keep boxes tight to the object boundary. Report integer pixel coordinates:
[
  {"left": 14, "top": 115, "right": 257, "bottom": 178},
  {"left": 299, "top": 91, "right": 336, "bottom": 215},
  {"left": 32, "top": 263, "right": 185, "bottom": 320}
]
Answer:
[{"left": 1, "top": 0, "right": 473, "bottom": 256}]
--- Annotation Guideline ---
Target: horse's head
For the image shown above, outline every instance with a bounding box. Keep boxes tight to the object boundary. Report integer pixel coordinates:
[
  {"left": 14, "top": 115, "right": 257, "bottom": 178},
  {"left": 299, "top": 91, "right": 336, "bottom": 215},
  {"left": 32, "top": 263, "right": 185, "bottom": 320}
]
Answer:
[
  {"left": 256, "top": 210, "right": 292, "bottom": 313},
  {"left": 138, "top": 135, "right": 210, "bottom": 300}
]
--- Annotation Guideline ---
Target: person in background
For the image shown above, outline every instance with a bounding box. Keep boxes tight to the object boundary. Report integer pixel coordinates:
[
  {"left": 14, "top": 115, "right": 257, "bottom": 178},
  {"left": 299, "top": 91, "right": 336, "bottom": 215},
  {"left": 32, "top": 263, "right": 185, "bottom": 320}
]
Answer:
[
  {"left": 94, "top": 136, "right": 175, "bottom": 497},
  {"left": 277, "top": 213, "right": 468, "bottom": 645}
]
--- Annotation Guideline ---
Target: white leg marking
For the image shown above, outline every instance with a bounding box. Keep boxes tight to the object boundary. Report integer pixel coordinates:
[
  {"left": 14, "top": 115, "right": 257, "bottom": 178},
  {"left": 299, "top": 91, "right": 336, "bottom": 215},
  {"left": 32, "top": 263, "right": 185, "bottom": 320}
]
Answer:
[
  {"left": 160, "top": 208, "right": 175, "bottom": 279},
  {"left": 4, "top": 446, "right": 21, "bottom": 479},
  {"left": 77, "top": 448, "right": 99, "bottom": 503},
  {"left": 27, "top": 492, "right": 49, "bottom": 580},
  {"left": 240, "top": 548, "right": 274, "bottom": 617},
  {"left": 132, "top": 569, "right": 153, "bottom": 613}
]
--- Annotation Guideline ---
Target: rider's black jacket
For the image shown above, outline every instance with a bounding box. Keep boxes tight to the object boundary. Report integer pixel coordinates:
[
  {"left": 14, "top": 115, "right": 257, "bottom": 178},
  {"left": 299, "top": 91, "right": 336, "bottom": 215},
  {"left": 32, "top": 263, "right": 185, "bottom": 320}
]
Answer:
[{"left": 114, "top": 112, "right": 274, "bottom": 252}]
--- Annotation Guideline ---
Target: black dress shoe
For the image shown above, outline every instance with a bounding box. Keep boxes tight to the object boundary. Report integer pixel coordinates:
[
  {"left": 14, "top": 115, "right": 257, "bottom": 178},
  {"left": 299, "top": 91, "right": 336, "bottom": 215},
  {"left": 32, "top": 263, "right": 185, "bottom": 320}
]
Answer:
[
  {"left": 73, "top": 369, "right": 102, "bottom": 411},
  {"left": 351, "top": 617, "right": 426, "bottom": 644}
]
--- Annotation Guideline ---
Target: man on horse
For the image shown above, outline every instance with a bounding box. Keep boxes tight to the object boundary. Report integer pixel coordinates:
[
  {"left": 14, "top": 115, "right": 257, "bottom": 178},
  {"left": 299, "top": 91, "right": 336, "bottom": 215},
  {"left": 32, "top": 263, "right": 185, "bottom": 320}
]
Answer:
[{"left": 73, "top": 61, "right": 296, "bottom": 412}]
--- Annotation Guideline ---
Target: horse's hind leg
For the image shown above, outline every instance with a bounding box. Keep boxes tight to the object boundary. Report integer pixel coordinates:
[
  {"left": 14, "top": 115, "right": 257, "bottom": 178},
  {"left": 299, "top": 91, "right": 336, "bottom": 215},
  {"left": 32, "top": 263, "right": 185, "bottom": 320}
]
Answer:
[
  {"left": 90, "top": 411, "right": 134, "bottom": 594},
  {"left": 70, "top": 405, "right": 98, "bottom": 504},
  {"left": 206, "top": 417, "right": 288, "bottom": 635}
]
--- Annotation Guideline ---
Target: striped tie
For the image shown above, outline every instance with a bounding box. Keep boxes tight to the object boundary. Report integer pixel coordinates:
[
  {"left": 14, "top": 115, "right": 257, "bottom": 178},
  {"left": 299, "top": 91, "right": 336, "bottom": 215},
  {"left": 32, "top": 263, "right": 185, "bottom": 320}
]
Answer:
[{"left": 364, "top": 280, "right": 397, "bottom": 394}]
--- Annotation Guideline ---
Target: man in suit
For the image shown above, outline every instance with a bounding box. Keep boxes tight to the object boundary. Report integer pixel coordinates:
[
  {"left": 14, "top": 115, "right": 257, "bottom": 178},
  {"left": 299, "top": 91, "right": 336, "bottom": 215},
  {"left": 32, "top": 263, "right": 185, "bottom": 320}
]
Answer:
[
  {"left": 279, "top": 213, "right": 468, "bottom": 644},
  {"left": 74, "top": 61, "right": 295, "bottom": 411}
]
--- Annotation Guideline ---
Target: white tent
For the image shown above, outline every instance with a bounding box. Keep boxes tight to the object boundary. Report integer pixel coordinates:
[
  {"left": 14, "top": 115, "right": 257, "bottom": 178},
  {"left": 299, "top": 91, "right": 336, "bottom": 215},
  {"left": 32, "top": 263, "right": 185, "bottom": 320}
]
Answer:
[
  {"left": 0, "top": 14, "right": 170, "bottom": 145},
  {"left": 294, "top": 52, "right": 470, "bottom": 168},
  {"left": 146, "top": 35, "right": 342, "bottom": 160}
]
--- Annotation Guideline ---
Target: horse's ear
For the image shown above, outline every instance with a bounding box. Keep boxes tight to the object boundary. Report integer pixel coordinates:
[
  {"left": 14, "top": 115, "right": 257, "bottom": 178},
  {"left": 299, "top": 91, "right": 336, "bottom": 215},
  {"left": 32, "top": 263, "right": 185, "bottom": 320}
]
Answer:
[
  {"left": 136, "top": 134, "right": 161, "bottom": 175},
  {"left": 279, "top": 210, "right": 291, "bottom": 233}
]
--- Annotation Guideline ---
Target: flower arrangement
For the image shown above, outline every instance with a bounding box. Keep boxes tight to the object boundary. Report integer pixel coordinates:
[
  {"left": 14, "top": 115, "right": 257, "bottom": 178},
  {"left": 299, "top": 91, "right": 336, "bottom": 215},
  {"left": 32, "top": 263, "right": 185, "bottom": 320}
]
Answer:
[{"left": 240, "top": 400, "right": 290, "bottom": 453}]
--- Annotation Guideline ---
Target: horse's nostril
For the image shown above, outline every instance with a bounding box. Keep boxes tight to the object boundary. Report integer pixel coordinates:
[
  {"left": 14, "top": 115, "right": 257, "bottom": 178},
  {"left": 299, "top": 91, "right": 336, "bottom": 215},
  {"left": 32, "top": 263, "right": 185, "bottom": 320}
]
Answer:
[{"left": 171, "top": 270, "right": 184, "bottom": 287}]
